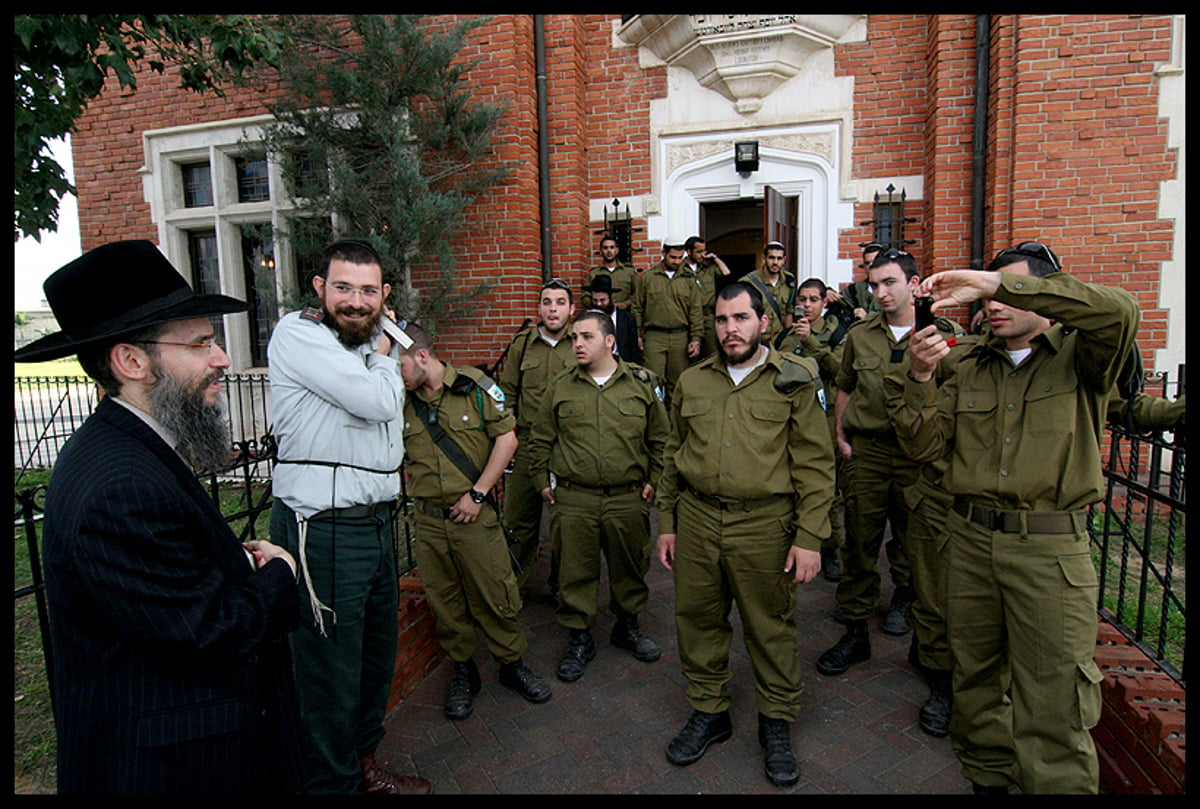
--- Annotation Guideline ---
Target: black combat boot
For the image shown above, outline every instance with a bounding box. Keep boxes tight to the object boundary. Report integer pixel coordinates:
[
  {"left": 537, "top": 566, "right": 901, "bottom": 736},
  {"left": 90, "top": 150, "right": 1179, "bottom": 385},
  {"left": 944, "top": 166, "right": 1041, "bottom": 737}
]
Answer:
[
  {"left": 556, "top": 628, "right": 596, "bottom": 682},
  {"left": 665, "top": 709, "right": 732, "bottom": 766},
  {"left": 498, "top": 658, "right": 553, "bottom": 703},
  {"left": 816, "top": 619, "right": 871, "bottom": 675},
  {"left": 758, "top": 713, "right": 800, "bottom": 787},
  {"left": 444, "top": 659, "right": 481, "bottom": 720},
  {"left": 881, "top": 584, "right": 914, "bottom": 635},
  {"left": 919, "top": 669, "right": 953, "bottom": 737},
  {"left": 610, "top": 614, "right": 661, "bottom": 662}
]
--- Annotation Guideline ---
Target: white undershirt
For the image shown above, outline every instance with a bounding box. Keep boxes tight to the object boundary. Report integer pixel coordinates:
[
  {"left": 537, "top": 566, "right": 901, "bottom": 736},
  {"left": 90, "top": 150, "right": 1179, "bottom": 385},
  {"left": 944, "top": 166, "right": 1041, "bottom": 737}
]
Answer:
[
  {"left": 889, "top": 324, "right": 912, "bottom": 342},
  {"left": 1006, "top": 347, "right": 1034, "bottom": 366},
  {"left": 590, "top": 373, "right": 613, "bottom": 387},
  {"left": 727, "top": 346, "right": 768, "bottom": 386}
]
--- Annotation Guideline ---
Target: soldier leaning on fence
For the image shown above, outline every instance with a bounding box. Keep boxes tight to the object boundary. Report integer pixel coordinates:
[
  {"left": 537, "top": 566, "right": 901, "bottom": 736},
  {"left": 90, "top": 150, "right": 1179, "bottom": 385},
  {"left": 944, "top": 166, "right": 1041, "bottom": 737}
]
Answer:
[
  {"left": 892, "top": 242, "right": 1139, "bottom": 795},
  {"left": 267, "top": 239, "right": 430, "bottom": 795}
]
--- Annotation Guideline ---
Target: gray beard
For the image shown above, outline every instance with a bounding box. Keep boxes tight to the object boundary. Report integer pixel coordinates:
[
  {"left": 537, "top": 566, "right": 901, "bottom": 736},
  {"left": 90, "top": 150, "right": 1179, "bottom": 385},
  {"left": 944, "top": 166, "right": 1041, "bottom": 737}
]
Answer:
[{"left": 147, "top": 365, "right": 233, "bottom": 472}]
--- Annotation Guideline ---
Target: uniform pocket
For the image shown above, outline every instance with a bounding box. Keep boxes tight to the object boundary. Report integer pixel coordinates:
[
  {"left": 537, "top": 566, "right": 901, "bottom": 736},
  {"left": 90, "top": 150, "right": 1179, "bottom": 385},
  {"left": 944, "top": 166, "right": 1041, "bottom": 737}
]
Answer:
[{"left": 1074, "top": 660, "right": 1104, "bottom": 730}]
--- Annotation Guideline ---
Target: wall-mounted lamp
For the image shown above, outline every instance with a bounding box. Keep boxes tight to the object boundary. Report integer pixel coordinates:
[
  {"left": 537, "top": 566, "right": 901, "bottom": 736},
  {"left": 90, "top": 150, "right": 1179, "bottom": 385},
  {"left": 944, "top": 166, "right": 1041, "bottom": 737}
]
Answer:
[{"left": 734, "top": 141, "right": 759, "bottom": 175}]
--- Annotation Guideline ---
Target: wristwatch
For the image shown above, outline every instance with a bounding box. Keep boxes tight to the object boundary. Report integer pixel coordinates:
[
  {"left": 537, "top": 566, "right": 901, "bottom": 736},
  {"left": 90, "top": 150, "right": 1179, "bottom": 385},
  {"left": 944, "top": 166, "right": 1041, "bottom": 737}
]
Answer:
[{"left": 469, "top": 488, "right": 487, "bottom": 504}]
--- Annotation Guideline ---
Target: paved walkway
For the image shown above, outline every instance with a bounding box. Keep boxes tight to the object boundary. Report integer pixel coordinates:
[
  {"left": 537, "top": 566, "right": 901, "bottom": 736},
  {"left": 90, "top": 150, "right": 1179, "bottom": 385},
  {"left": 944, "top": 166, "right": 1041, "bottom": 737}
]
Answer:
[{"left": 378, "top": 522, "right": 971, "bottom": 795}]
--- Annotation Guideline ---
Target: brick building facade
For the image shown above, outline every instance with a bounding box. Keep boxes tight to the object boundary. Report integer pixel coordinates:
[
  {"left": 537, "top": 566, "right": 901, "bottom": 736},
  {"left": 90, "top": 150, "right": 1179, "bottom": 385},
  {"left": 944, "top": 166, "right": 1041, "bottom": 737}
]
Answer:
[{"left": 69, "top": 14, "right": 1184, "bottom": 377}]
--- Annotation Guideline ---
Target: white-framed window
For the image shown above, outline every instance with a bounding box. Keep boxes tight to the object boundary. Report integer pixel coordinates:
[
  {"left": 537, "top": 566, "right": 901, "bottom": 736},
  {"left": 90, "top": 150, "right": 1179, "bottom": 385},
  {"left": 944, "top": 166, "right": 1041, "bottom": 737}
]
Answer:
[{"left": 140, "top": 115, "right": 325, "bottom": 372}]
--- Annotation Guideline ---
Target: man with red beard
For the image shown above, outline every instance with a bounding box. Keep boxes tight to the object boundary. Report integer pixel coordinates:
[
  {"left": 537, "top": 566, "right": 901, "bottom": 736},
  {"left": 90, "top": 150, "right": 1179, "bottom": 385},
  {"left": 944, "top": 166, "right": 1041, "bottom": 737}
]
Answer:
[
  {"left": 268, "top": 239, "right": 431, "bottom": 795},
  {"left": 656, "top": 282, "right": 835, "bottom": 788}
]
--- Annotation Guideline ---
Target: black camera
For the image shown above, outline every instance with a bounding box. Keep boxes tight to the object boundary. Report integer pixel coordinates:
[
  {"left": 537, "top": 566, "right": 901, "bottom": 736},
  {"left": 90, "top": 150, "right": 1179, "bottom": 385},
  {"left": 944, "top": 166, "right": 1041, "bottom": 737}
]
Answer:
[{"left": 914, "top": 296, "right": 936, "bottom": 332}]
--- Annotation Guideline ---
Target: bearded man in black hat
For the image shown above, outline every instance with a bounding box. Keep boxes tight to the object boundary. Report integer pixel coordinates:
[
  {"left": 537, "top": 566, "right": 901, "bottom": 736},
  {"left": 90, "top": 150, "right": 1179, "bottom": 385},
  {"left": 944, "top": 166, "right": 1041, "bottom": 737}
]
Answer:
[
  {"left": 14, "top": 240, "right": 306, "bottom": 795},
  {"left": 584, "top": 273, "right": 641, "bottom": 363}
]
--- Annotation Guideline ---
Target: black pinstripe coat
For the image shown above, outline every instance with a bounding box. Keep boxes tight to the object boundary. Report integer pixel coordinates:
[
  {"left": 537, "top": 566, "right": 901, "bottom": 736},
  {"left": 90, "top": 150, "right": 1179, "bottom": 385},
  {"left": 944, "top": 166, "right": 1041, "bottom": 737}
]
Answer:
[{"left": 41, "top": 397, "right": 306, "bottom": 794}]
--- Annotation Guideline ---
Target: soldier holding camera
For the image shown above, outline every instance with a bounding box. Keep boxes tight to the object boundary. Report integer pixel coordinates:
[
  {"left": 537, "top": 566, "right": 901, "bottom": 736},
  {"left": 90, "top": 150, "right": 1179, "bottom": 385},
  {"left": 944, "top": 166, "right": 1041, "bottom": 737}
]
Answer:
[{"left": 818, "top": 248, "right": 961, "bottom": 677}]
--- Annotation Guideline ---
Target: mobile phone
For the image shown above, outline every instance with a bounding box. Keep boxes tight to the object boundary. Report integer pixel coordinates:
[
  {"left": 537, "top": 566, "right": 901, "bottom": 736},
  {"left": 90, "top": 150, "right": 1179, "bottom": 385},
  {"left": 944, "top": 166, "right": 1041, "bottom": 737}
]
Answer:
[
  {"left": 914, "top": 296, "right": 936, "bottom": 332},
  {"left": 381, "top": 316, "right": 414, "bottom": 350}
]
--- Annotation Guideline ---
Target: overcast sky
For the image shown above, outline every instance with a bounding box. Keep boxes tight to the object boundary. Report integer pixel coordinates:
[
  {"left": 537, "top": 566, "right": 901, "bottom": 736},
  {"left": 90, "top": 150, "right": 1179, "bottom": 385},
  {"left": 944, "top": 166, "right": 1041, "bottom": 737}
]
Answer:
[{"left": 14, "top": 137, "right": 82, "bottom": 311}]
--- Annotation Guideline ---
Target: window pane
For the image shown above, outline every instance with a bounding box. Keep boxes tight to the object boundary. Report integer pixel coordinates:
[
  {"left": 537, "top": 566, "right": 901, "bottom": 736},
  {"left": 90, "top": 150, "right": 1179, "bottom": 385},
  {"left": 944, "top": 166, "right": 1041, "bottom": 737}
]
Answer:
[
  {"left": 236, "top": 156, "right": 271, "bottom": 203},
  {"left": 182, "top": 162, "right": 213, "bottom": 208},
  {"left": 187, "top": 230, "right": 226, "bottom": 348},
  {"left": 241, "top": 227, "right": 278, "bottom": 367}
]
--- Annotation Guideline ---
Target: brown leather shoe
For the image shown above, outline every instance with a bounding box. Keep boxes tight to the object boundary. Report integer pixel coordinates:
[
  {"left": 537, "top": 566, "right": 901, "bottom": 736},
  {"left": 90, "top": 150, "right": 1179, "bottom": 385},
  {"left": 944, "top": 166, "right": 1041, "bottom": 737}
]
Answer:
[{"left": 359, "top": 754, "right": 433, "bottom": 795}]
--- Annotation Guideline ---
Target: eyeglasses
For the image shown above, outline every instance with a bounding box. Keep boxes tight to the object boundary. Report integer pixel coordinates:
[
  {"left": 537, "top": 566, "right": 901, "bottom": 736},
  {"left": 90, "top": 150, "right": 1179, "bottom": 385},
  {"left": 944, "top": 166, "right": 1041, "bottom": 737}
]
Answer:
[
  {"left": 328, "top": 282, "right": 382, "bottom": 299},
  {"left": 997, "top": 241, "right": 1062, "bottom": 271},
  {"left": 134, "top": 337, "right": 220, "bottom": 352}
]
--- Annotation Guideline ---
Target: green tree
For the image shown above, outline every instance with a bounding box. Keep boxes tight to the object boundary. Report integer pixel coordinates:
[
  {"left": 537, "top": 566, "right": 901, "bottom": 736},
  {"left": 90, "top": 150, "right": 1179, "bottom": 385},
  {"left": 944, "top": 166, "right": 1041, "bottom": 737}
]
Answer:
[
  {"left": 14, "top": 14, "right": 287, "bottom": 241},
  {"left": 259, "top": 14, "right": 509, "bottom": 330}
]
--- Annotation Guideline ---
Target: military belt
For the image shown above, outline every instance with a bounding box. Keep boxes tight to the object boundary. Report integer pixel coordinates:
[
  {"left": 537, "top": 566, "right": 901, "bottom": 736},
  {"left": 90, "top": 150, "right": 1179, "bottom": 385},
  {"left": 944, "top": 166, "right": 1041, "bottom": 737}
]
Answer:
[
  {"left": 643, "top": 325, "right": 688, "bottom": 333},
  {"left": 687, "top": 488, "right": 790, "bottom": 513},
  {"left": 557, "top": 478, "right": 642, "bottom": 496},
  {"left": 953, "top": 499, "right": 1086, "bottom": 535},
  {"left": 415, "top": 500, "right": 454, "bottom": 520},
  {"left": 851, "top": 430, "right": 899, "bottom": 447},
  {"left": 310, "top": 501, "right": 392, "bottom": 521}
]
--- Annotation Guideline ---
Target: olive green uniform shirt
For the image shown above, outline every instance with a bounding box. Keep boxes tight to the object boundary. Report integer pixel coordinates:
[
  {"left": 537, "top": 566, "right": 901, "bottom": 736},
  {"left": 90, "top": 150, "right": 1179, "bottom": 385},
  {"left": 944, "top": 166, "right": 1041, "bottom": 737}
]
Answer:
[
  {"left": 894, "top": 271, "right": 1140, "bottom": 512},
  {"left": 402, "top": 364, "right": 516, "bottom": 506},
  {"left": 687, "top": 259, "right": 723, "bottom": 313},
  {"left": 498, "top": 326, "right": 576, "bottom": 431},
  {"left": 581, "top": 264, "right": 640, "bottom": 310},
  {"left": 632, "top": 262, "right": 704, "bottom": 344},
  {"left": 745, "top": 268, "right": 797, "bottom": 342},
  {"left": 656, "top": 349, "right": 835, "bottom": 550},
  {"left": 837, "top": 311, "right": 960, "bottom": 438},
  {"left": 527, "top": 359, "right": 669, "bottom": 491}
]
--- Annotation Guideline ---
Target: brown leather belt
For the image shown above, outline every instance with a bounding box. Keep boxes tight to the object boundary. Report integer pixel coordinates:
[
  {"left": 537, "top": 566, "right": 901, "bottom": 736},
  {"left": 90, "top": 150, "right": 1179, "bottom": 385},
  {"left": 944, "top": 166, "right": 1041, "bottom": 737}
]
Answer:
[
  {"left": 953, "top": 499, "right": 1086, "bottom": 535},
  {"left": 557, "top": 479, "right": 642, "bottom": 496},
  {"left": 687, "top": 488, "right": 790, "bottom": 513}
]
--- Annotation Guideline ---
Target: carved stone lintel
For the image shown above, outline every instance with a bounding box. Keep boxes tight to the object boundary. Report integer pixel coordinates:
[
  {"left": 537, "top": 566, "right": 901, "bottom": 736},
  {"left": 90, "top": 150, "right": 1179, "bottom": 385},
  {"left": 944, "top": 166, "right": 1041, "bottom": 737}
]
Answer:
[{"left": 618, "top": 14, "right": 864, "bottom": 114}]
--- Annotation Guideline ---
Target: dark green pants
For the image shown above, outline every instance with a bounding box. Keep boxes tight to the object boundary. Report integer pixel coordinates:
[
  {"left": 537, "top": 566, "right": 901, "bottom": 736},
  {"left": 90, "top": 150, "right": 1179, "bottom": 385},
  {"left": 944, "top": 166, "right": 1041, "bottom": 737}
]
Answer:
[
  {"left": 835, "top": 434, "right": 917, "bottom": 621},
  {"left": 271, "top": 500, "right": 398, "bottom": 795},
  {"left": 414, "top": 505, "right": 527, "bottom": 664},
  {"left": 946, "top": 506, "right": 1101, "bottom": 794},
  {"left": 550, "top": 484, "right": 651, "bottom": 629},
  {"left": 503, "top": 442, "right": 546, "bottom": 587},
  {"left": 673, "top": 490, "right": 802, "bottom": 721},
  {"left": 903, "top": 473, "right": 952, "bottom": 672}
]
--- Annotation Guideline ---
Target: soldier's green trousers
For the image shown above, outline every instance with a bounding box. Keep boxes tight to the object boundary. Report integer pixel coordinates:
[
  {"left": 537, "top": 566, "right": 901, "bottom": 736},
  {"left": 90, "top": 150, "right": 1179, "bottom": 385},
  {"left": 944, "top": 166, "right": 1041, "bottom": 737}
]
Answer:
[
  {"left": 503, "top": 441, "right": 547, "bottom": 587},
  {"left": 642, "top": 328, "right": 691, "bottom": 400},
  {"left": 836, "top": 433, "right": 917, "bottom": 620},
  {"left": 824, "top": 414, "right": 843, "bottom": 553},
  {"left": 673, "top": 490, "right": 803, "bottom": 721},
  {"left": 904, "top": 471, "right": 952, "bottom": 672},
  {"left": 945, "top": 506, "right": 1102, "bottom": 794},
  {"left": 414, "top": 505, "right": 528, "bottom": 665},
  {"left": 271, "top": 500, "right": 398, "bottom": 795},
  {"left": 549, "top": 483, "right": 651, "bottom": 629}
]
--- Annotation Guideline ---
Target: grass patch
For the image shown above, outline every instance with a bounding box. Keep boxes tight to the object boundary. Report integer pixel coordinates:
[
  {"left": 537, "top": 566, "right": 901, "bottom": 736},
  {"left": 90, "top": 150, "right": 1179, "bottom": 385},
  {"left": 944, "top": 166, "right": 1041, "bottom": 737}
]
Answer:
[{"left": 13, "top": 358, "right": 86, "bottom": 379}]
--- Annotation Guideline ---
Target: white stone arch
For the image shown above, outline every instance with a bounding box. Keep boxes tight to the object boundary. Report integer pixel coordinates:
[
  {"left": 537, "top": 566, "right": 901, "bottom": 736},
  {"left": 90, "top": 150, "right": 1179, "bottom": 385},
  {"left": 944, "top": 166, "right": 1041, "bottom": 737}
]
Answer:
[{"left": 651, "top": 129, "right": 856, "bottom": 289}]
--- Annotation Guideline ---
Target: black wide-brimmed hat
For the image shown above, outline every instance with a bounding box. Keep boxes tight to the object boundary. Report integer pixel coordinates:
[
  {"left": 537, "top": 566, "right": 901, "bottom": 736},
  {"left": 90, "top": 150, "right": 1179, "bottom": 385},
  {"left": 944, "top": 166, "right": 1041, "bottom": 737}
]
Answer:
[
  {"left": 14, "top": 240, "right": 249, "bottom": 362},
  {"left": 583, "top": 274, "right": 621, "bottom": 294}
]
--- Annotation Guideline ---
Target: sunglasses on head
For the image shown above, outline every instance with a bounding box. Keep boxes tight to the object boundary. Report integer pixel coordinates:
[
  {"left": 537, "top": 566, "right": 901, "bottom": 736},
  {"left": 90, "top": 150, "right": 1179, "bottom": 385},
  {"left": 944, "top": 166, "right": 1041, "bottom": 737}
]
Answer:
[
  {"left": 878, "top": 247, "right": 911, "bottom": 262},
  {"left": 997, "top": 242, "right": 1062, "bottom": 271},
  {"left": 543, "top": 278, "right": 572, "bottom": 292}
]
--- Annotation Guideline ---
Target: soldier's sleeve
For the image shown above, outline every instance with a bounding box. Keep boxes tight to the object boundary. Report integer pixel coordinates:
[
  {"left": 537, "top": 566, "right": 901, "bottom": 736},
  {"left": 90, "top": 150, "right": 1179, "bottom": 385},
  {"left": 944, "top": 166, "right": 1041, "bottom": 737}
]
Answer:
[
  {"left": 497, "top": 331, "right": 524, "bottom": 414},
  {"left": 654, "top": 387, "right": 686, "bottom": 535},
  {"left": 834, "top": 327, "right": 858, "bottom": 392},
  {"left": 526, "top": 384, "right": 558, "bottom": 492},
  {"left": 642, "top": 372, "right": 670, "bottom": 489},
  {"left": 687, "top": 277, "right": 704, "bottom": 344},
  {"left": 890, "top": 362, "right": 957, "bottom": 465},
  {"left": 991, "top": 271, "right": 1140, "bottom": 394},
  {"left": 782, "top": 358, "right": 836, "bottom": 551},
  {"left": 631, "top": 270, "right": 646, "bottom": 328},
  {"left": 1106, "top": 389, "right": 1185, "bottom": 432},
  {"left": 580, "top": 268, "right": 595, "bottom": 309}
]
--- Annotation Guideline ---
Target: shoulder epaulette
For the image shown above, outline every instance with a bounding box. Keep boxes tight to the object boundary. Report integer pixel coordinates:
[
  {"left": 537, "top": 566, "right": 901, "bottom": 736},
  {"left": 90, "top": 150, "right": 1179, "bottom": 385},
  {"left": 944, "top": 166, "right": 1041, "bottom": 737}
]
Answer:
[
  {"left": 934, "top": 316, "right": 966, "bottom": 337},
  {"left": 451, "top": 365, "right": 505, "bottom": 406},
  {"left": 299, "top": 306, "right": 325, "bottom": 323},
  {"left": 775, "top": 353, "right": 819, "bottom": 389},
  {"left": 626, "top": 362, "right": 666, "bottom": 402}
]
